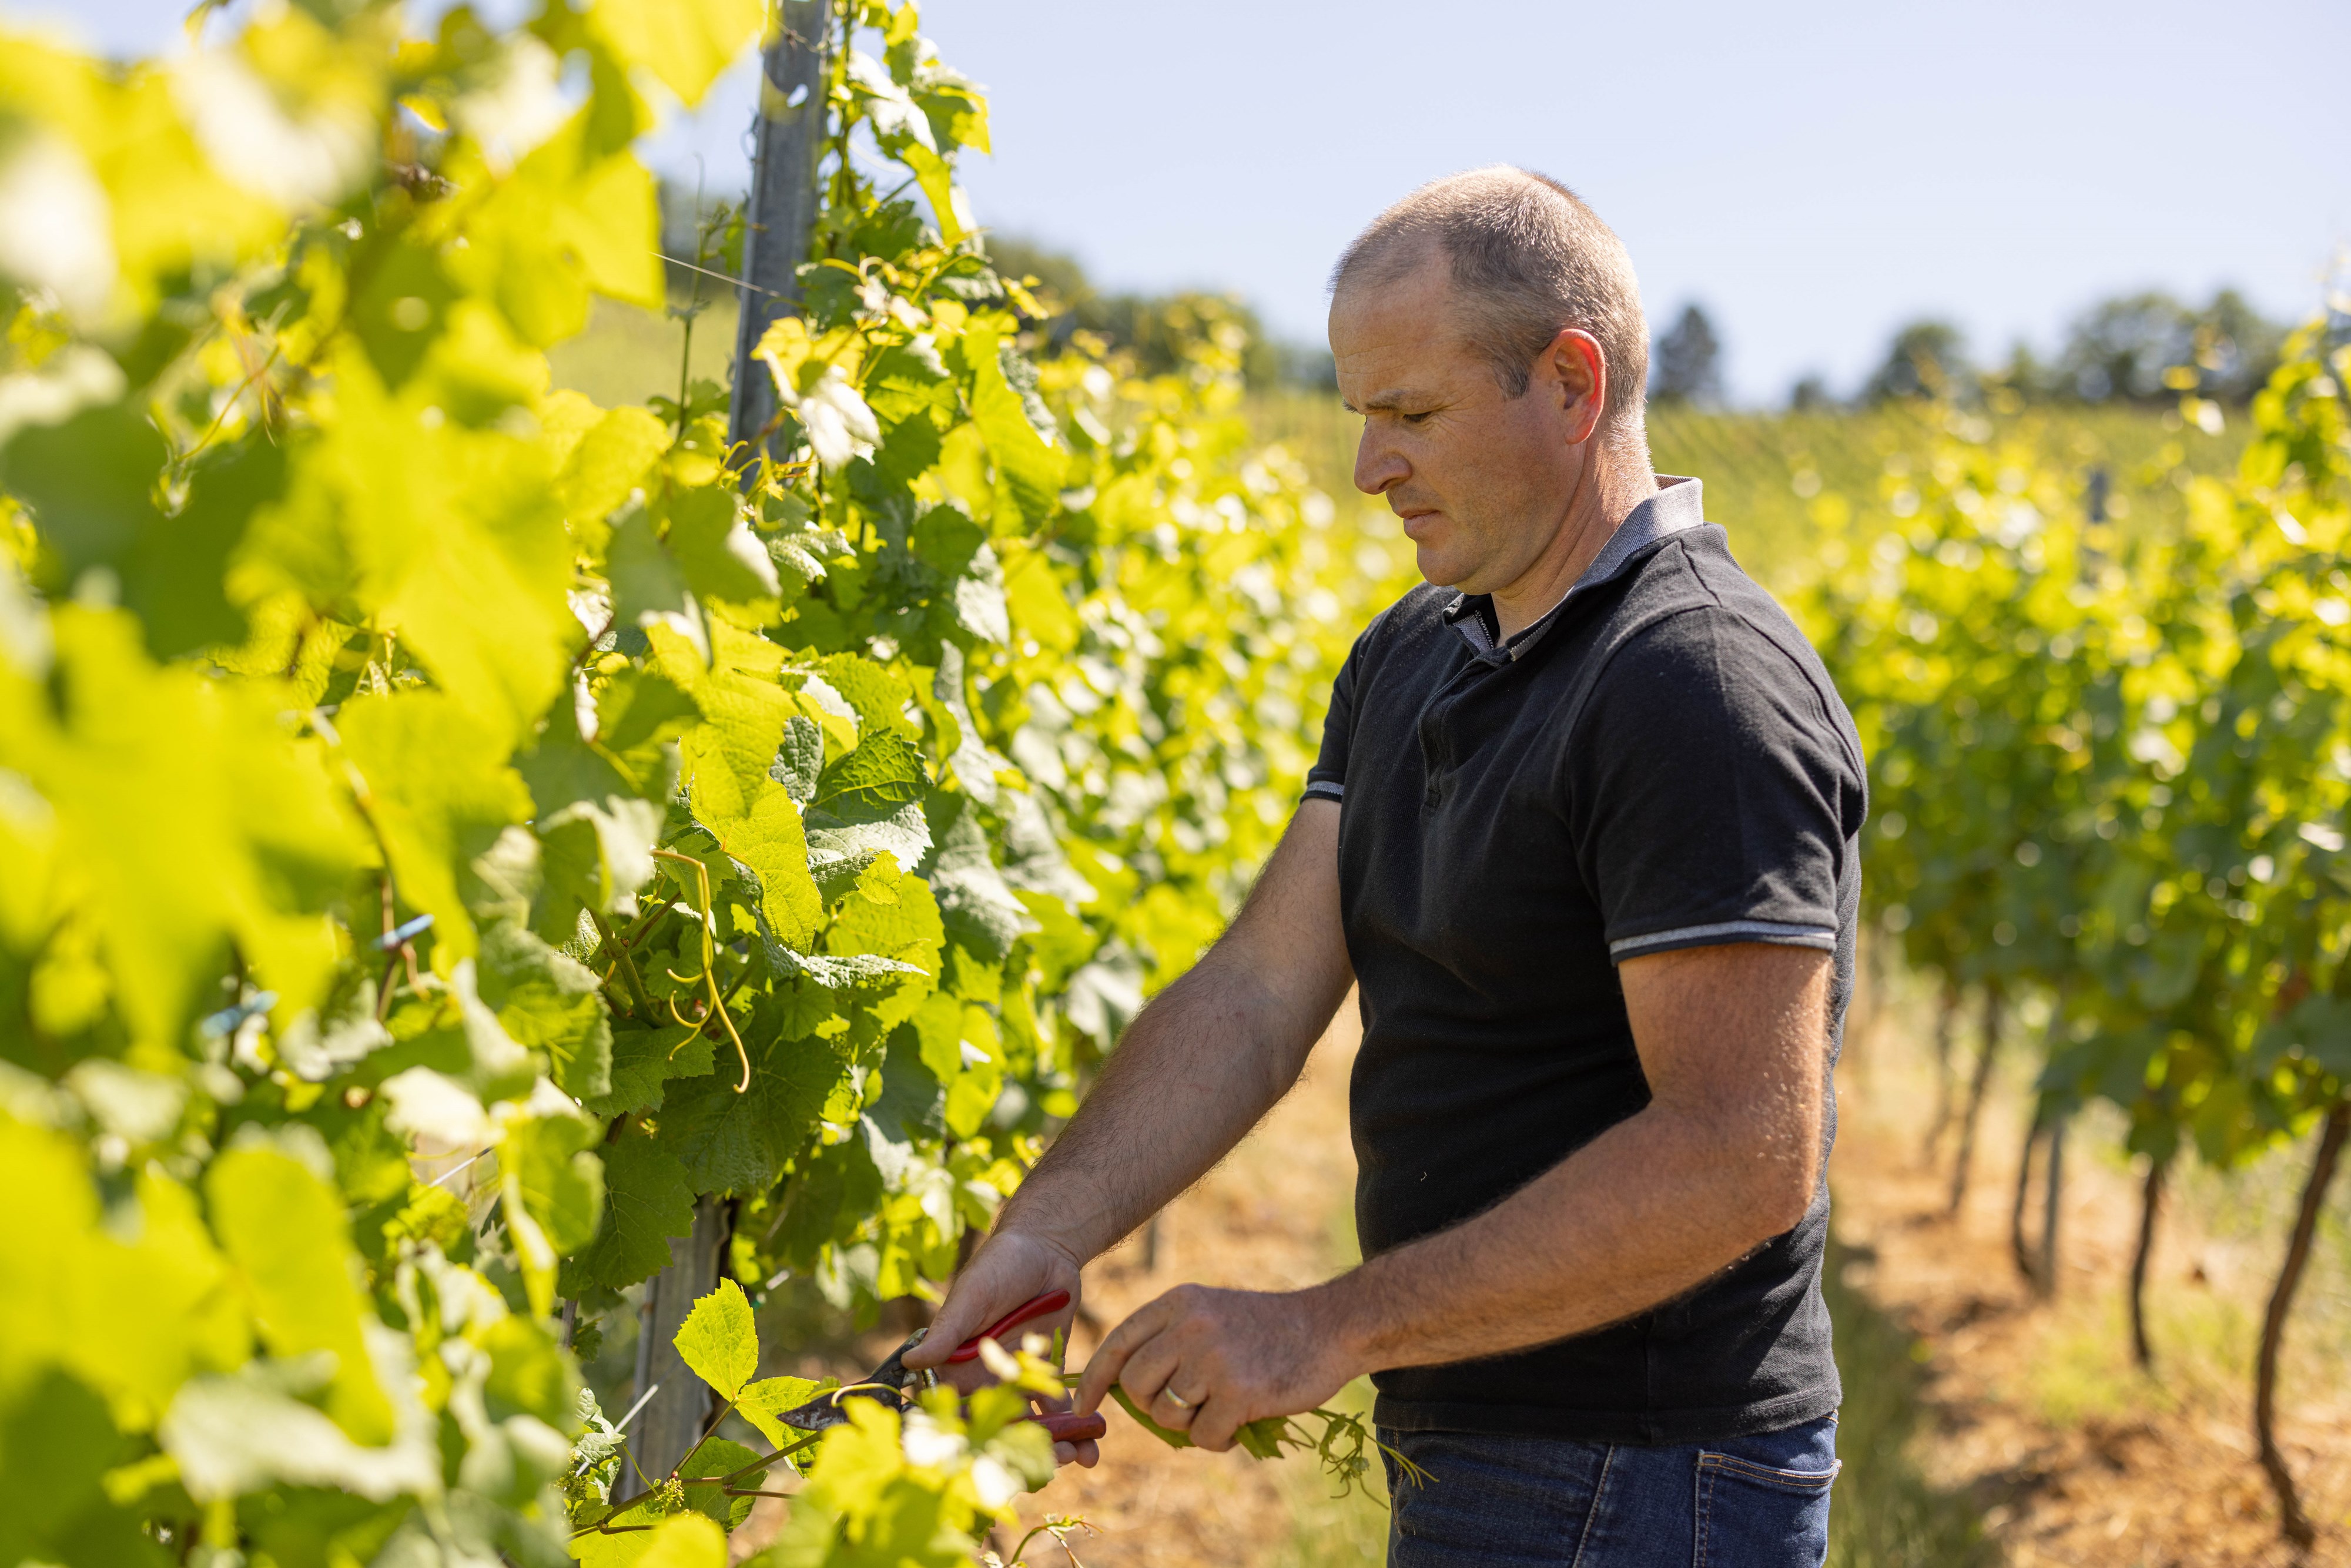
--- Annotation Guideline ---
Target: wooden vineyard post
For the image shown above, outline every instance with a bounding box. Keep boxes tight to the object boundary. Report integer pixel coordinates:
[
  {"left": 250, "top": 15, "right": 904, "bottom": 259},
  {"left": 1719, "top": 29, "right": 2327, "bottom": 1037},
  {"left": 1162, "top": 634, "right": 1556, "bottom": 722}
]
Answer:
[
  {"left": 728, "top": 0, "right": 832, "bottom": 463},
  {"left": 624, "top": 1200, "right": 734, "bottom": 1499},
  {"left": 621, "top": 0, "right": 831, "bottom": 1497}
]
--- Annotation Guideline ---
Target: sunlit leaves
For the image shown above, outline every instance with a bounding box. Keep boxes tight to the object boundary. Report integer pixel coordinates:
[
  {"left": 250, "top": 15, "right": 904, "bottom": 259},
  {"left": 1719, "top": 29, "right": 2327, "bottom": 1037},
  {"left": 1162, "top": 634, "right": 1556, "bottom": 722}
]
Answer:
[
  {"left": 671, "top": 1278, "right": 758, "bottom": 1400},
  {"left": 0, "top": 607, "right": 364, "bottom": 1046},
  {"left": 339, "top": 691, "right": 534, "bottom": 962},
  {"left": 0, "top": 0, "right": 1421, "bottom": 1555},
  {"left": 590, "top": 0, "right": 765, "bottom": 110},
  {"left": 206, "top": 1138, "right": 396, "bottom": 1444}
]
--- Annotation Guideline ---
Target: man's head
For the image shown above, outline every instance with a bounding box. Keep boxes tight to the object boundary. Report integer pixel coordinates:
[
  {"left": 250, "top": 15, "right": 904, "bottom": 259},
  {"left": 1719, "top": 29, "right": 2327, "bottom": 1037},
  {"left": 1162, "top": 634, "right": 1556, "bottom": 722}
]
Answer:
[{"left": 1328, "top": 167, "right": 1650, "bottom": 595}]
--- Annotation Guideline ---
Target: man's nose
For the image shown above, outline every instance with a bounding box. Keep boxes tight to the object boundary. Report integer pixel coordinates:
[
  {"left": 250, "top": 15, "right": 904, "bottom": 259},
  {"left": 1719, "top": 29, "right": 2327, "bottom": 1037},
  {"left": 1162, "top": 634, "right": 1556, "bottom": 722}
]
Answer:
[{"left": 1354, "top": 430, "right": 1407, "bottom": 496}]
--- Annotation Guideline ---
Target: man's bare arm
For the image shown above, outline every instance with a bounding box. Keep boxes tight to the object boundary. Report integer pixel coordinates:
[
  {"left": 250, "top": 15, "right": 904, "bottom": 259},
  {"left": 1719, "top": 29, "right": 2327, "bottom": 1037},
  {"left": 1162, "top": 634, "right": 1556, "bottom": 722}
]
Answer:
[
  {"left": 1076, "top": 941, "right": 1833, "bottom": 1450},
  {"left": 903, "top": 800, "right": 1351, "bottom": 1378}
]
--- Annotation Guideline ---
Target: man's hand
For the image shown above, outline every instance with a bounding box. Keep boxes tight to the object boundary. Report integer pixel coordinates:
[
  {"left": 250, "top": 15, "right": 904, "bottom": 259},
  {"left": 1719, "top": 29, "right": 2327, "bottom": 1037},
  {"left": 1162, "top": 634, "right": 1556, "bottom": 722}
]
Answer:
[
  {"left": 1074, "top": 1284, "right": 1357, "bottom": 1453},
  {"left": 901, "top": 1229, "right": 1098, "bottom": 1468}
]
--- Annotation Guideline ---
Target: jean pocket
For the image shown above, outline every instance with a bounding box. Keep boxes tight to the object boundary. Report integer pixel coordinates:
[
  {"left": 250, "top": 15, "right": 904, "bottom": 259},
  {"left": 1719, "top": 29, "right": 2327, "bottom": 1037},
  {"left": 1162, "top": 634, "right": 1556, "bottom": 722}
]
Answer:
[{"left": 1694, "top": 1450, "right": 1839, "bottom": 1568}]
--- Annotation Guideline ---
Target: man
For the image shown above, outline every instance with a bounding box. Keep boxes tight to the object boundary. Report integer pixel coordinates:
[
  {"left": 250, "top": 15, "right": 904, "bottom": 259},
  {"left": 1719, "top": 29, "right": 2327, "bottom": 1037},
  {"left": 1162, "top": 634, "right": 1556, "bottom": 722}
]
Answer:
[{"left": 907, "top": 166, "right": 1867, "bottom": 1565}]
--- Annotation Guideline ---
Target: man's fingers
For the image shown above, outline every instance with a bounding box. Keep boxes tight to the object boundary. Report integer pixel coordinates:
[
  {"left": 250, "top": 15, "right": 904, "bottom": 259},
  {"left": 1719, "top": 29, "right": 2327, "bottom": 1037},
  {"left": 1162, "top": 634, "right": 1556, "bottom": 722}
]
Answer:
[
  {"left": 1116, "top": 1339, "right": 1188, "bottom": 1429},
  {"left": 1051, "top": 1437, "right": 1101, "bottom": 1468},
  {"left": 1187, "top": 1392, "right": 1244, "bottom": 1454},
  {"left": 1074, "top": 1296, "right": 1168, "bottom": 1413}
]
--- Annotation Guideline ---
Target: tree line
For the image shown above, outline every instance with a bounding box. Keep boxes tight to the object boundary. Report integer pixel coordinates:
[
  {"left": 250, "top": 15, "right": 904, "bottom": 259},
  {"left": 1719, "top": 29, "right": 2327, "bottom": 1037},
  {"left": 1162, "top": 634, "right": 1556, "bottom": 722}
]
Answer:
[{"left": 1653, "top": 289, "right": 2288, "bottom": 411}]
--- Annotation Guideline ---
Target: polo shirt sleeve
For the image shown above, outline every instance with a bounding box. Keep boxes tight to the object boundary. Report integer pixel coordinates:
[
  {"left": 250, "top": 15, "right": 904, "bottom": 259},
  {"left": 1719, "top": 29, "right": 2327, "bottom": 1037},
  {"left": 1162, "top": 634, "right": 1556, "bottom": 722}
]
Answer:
[
  {"left": 1572, "top": 607, "right": 1861, "bottom": 964},
  {"left": 1302, "top": 632, "right": 1364, "bottom": 805}
]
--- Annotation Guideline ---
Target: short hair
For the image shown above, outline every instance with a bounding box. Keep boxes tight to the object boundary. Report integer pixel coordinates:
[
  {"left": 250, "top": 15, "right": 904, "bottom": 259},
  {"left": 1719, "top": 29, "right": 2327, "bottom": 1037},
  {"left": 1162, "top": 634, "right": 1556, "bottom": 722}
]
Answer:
[{"left": 1331, "top": 167, "right": 1650, "bottom": 448}]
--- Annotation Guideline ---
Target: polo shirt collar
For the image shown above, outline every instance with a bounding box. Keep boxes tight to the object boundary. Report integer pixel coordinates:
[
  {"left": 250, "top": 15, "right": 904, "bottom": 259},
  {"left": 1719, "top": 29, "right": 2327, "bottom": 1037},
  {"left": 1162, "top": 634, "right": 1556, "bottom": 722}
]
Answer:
[{"left": 1442, "top": 476, "right": 1706, "bottom": 662}]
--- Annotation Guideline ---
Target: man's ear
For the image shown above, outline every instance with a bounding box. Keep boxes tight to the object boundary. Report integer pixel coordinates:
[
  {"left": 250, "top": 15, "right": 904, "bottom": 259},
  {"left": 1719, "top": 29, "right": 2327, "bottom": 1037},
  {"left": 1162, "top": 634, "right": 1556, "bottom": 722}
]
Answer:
[{"left": 1545, "top": 328, "right": 1608, "bottom": 445}]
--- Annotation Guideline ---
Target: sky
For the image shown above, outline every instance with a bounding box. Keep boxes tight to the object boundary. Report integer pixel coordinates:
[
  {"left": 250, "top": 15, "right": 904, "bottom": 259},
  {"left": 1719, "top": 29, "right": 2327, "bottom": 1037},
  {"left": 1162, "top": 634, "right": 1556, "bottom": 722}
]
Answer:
[{"left": 19, "top": 0, "right": 2350, "bottom": 405}]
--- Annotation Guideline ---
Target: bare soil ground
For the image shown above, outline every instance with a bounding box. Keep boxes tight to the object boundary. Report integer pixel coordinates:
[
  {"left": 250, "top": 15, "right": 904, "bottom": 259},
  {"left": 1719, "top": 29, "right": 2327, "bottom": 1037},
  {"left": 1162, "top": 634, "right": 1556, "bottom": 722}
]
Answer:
[{"left": 1831, "top": 998, "right": 2351, "bottom": 1567}]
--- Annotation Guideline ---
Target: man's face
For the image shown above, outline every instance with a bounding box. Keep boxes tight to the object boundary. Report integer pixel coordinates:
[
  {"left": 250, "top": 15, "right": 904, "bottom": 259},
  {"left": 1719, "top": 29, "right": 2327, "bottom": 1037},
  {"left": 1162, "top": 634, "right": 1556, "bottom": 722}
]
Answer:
[{"left": 1329, "top": 258, "right": 1594, "bottom": 594}]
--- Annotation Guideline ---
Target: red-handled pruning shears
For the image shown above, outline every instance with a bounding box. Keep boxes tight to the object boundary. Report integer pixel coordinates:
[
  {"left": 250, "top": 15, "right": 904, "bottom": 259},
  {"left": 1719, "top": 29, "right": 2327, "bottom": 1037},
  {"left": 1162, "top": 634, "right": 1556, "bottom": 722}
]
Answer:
[
  {"left": 775, "top": 1289, "right": 1100, "bottom": 1441},
  {"left": 945, "top": 1288, "right": 1071, "bottom": 1363}
]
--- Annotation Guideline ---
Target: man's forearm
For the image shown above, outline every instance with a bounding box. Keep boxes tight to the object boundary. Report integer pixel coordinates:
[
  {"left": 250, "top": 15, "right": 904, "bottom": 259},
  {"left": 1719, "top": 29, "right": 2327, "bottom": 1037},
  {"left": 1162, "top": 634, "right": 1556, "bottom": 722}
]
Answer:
[
  {"left": 1307, "top": 943, "right": 1833, "bottom": 1376},
  {"left": 1307, "top": 1094, "right": 1818, "bottom": 1375},
  {"left": 994, "top": 957, "right": 1314, "bottom": 1264}
]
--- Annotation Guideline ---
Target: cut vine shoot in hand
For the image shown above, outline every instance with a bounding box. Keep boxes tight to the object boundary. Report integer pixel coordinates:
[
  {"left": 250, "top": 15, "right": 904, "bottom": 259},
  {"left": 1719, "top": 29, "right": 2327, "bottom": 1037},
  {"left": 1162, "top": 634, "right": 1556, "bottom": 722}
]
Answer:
[{"left": 1106, "top": 1386, "right": 1431, "bottom": 1502}]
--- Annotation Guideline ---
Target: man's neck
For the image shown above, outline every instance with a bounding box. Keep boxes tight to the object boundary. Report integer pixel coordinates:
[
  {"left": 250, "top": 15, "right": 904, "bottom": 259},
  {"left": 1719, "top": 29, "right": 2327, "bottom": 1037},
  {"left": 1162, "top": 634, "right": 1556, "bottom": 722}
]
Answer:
[{"left": 1488, "top": 455, "right": 1660, "bottom": 640}]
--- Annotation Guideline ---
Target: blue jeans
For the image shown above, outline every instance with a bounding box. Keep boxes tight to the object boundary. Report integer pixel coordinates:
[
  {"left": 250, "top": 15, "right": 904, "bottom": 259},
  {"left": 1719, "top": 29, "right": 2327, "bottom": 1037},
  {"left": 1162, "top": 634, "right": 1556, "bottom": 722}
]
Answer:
[{"left": 1379, "top": 1415, "right": 1838, "bottom": 1567}]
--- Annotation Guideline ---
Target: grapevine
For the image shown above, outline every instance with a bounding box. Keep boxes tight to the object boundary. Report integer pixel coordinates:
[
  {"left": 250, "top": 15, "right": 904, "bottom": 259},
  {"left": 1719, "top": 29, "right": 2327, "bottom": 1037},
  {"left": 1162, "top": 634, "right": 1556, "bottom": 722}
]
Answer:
[
  {"left": 0, "top": 1, "right": 1412, "bottom": 1562},
  {"left": 1799, "top": 307, "right": 2351, "bottom": 1544}
]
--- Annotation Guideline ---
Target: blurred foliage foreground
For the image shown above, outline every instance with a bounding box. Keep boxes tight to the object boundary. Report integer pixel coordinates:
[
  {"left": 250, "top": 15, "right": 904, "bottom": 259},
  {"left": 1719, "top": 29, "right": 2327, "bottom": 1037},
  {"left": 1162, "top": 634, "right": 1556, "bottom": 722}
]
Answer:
[{"left": 0, "top": 0, "right": 1416, "bottom": 1562}]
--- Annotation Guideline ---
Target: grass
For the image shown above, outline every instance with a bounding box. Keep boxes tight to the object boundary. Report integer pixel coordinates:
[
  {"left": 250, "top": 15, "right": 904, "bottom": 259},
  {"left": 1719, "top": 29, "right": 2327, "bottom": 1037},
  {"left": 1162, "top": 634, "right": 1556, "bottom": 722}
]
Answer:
[
  {"left": 548, "top": 295, "right": 739, "bottom": 411},
  {"left": 1823, "top": 1237, "right": 2000, "bottom": 1568}
]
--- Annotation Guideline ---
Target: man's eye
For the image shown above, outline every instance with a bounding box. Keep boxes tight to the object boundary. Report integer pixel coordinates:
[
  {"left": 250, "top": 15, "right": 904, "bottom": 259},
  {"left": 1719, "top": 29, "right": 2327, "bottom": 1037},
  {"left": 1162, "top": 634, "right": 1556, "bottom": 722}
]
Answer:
[{"left": 1402, "top": 411, "right": 1430, "bottom": 424}]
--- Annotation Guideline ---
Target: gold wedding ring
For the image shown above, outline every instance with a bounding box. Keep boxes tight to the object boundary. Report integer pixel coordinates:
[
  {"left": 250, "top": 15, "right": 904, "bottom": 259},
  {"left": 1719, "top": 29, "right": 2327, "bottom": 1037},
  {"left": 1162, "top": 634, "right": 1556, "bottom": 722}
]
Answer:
[{"left": 1164, "top": 1388, "right": 1195, "bottom": 1410}]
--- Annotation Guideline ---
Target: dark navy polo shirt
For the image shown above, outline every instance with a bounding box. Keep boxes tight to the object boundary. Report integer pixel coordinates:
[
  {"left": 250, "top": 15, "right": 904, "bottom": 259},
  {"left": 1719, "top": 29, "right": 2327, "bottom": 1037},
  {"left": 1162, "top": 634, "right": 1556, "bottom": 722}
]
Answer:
[{"left": 1305, "top": 477, "right": 1867, "bottom": 1443}]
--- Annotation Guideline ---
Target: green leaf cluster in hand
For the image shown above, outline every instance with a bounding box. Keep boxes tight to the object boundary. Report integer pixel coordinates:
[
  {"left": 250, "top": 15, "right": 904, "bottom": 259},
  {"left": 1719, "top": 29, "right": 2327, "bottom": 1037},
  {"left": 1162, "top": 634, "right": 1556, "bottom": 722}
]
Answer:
[{"left": 1105, "top": 1386, "right": 1424, "bottom": 1502}]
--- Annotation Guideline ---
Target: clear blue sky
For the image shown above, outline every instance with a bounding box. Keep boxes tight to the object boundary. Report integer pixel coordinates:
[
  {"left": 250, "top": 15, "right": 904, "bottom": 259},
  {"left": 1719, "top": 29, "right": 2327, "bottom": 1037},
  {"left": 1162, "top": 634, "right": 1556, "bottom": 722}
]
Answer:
[{"left": 19, "top": 0, "right": 2349, "bottom": 404}]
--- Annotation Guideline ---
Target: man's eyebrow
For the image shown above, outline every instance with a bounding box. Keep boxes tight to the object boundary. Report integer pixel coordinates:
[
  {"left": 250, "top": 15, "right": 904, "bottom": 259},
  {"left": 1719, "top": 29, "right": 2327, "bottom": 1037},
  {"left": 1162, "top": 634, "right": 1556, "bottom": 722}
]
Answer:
[{"left": 1347, "top": 387, "right": 1424, "bottom": 414}]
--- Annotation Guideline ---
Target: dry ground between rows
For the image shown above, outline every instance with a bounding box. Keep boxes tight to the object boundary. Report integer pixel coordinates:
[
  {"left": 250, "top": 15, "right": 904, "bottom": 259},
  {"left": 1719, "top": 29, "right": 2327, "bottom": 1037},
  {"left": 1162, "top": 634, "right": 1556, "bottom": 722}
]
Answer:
[{"left": 1832, "top": 995, "right": 2351, "bottom": 1567}]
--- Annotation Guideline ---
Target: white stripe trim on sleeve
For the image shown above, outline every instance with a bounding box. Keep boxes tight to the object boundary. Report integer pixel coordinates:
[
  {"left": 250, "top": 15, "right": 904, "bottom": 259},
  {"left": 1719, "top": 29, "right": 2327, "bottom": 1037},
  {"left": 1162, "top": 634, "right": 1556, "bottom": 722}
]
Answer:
[
  {"left": 1609, "top": 919, "right": 1838, "bottom": 959},
  {"left": 1303, "top": 780, "right": 1345, "bottom": 800}
]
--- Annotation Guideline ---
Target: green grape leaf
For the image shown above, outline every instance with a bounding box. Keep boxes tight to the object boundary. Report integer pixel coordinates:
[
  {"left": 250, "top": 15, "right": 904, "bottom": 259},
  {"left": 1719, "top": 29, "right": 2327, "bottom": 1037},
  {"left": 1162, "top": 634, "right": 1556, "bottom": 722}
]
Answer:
[
  {"left": 559, "top": 1135, "right": 696, "bottom": 1295},
  {"left": 766, "top": 949, "right": 927, "bottom": 989},
  {"left": 925, "top": 793, "right": 1034, "bottom": 963},
  {"left": 554, "top": 401, "right": 671, "bottom": 540},
  {"left": 804, "top": 796, "right": 932, "bottom": 900},
  {"left": 957, "top": 323, "right": 1065, "bottom": 526},
  {"left": 654, "top": 1016, "right": 843, "bottom": 1195},
  {"left": 204, "top": 1138, "right": 396, "bottom": 1445},
  {"left": 483, "top": 1313, "right": 580, "bottom": 1429},
  {"left": 812, "top": 652, "right": 918, "bottom": 739},
  {"left": 672, "top": 1278, "right": 758, "bottom": 1401},
  {"left": 478, "top": 919, "right": 613, "bottom": 1099},
  {"left": 11, "top": 609, "right": 365, "bottom": 1046},
  {"left": 504, "top": 1110, "right": 607, "bottom": 1258},
  {"left": 678, "top": 1436, "right": 765, "bottom": 1526},
  {"left": 538, "top": 789, "right": 667, "bottom": 943},
  {"left": 812, "top": 726, "right": 927, "bottom": 815},
  {"left": 665, "top": 487, "right": 781, "bottom": 606},
  {"left": 338, "top": 691, "right": 535, "bottom": 961},
  {"left": 598, "top": 664, "right": 703, "bottom": 756},
  {"left": 609, "top": 505, "right": 705, "bottom": 655},
  {"left": 771, "top": 713, "right": 825, "bottom": 805},
  {"left": 737, "top": 1375, "right": 829, "bottom": 1449},
  {"left": 454, "top": 112, "right": 664, "bottom": 341},
  {"left": 588, "top": 0, "right": 763, "bottom": 108},
  {"left": 0, "top": 1367, "right": 138, "bottom": 1566},
  {"left": 896, "top": 143, "right": 969, "bottom": 246},
  {"left": 587, "top": 1023, "right": 713, "bottom": 1118},
  {"left": 823, "top": 861, "right": 945, "bottom": 980}
]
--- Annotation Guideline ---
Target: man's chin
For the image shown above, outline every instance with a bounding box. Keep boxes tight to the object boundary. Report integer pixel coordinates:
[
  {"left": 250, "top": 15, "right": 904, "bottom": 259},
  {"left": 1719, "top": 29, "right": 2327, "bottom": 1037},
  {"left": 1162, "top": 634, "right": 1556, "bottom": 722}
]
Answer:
[{"left": 1415, "top": 545, "right": 1476, "bottom": 591}]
